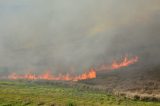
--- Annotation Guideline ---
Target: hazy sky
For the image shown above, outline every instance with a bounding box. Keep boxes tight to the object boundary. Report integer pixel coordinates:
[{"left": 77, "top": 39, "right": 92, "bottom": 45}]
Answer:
[{"left": 0, "top": 0, "right": 160, "bottom": 73}]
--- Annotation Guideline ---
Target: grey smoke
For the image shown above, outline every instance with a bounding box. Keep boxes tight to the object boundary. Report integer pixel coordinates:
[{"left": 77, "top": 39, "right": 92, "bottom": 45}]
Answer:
[{"left": 0, "top": 0, "right": 160, "bottom": 74}]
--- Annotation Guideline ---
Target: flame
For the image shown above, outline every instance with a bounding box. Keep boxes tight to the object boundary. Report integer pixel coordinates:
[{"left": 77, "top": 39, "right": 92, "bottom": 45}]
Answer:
[
  {"left": 97, "top": 55, "right": 138, "bottom": 71},
  {"left": 111, "top": 56, "right": 138, "bottom": 69},
  {"left": 7, "top": 55, "right": 138, "bottom": 81},
  {"left": 74, "top": 68, "right": 96, "bottom": 81},
  {"left": 8, "top": 68, "right": 96, "bottom": 81}
]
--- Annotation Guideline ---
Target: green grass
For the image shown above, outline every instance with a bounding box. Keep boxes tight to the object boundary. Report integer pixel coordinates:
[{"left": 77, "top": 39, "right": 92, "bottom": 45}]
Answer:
[{"left": 0, "top": 80, "right": 159, "bottom": 106}]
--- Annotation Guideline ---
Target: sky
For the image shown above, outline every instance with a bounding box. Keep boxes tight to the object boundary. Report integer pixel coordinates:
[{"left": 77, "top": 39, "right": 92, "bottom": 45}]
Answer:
[{"left": 0, "top": 0, "right": 160, "bottom": 74}]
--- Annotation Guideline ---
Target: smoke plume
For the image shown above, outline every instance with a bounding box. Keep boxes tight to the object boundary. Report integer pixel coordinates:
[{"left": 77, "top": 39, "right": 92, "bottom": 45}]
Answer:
[{"left": 0, "top": 0, "right": 160, "bottom": 74}]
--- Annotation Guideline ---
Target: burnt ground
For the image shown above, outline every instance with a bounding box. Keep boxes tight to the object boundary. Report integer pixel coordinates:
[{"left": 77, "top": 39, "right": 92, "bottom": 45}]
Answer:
[{"left": 79, "top": 64, "right": 160, "bottom": 101}]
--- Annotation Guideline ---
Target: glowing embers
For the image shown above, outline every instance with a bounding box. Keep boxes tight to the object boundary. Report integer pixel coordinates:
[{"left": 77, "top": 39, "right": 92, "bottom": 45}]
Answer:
[{"left": 8, "top": 68, "right": 96, "bottom": 81}]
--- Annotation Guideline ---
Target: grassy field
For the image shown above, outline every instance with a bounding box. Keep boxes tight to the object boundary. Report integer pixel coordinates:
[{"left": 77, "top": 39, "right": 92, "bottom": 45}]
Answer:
[{"left": 0, "top": 80, "right": 159, "bottom": 106}]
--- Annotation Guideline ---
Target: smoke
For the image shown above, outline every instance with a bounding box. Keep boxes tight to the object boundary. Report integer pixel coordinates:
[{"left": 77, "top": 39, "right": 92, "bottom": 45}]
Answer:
[{"left": 0, "top": 0, "right": 160, "bottom": 74}]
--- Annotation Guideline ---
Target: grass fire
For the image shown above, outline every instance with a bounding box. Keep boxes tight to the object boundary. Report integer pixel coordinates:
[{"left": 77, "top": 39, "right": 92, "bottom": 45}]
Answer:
[
  {"left": 7, "top": 55, "right": 138, "bottom": 81},
  {"left": 0, "top": 1, "right": 160, "bottom": 106},
  {"left": 8, "top": 68, "right": 96, "bottom": 81}
]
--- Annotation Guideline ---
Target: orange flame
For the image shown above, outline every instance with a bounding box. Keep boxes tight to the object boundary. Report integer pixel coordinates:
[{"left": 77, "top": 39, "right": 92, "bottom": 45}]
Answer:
[
  {"left": 97, "top": 55, "right": 138, "bottom": 71},
  {"left": 111, "top": 56, "right": 138, "bottom": 69},
  {"left": 7, "top": 55, "right": 138, "bottom": 81},
  {"left": 8, "top": 68, "right": 96, "bottom": 81}
]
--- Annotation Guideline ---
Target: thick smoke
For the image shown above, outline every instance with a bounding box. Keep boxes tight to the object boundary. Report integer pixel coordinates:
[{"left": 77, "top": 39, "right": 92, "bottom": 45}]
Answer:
[{"left": 0, "top": 0, "right": 160, "bottom": 74}]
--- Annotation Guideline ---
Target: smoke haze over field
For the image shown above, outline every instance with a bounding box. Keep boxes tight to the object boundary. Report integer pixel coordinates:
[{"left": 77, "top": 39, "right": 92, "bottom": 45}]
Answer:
[{"left": 0, "top": 0, "right": 160, "bottom": 74}]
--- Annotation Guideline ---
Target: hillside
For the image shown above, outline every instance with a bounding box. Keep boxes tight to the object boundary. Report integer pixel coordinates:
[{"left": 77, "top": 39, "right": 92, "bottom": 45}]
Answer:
[{"left": 80, "top": 65, "right": 160, "bottom": 101}]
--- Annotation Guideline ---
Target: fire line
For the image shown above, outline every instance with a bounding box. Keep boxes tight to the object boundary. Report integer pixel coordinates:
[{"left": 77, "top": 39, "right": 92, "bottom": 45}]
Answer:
[{"left": 8, "top": 55, "right": 138, "bottom": 81}]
